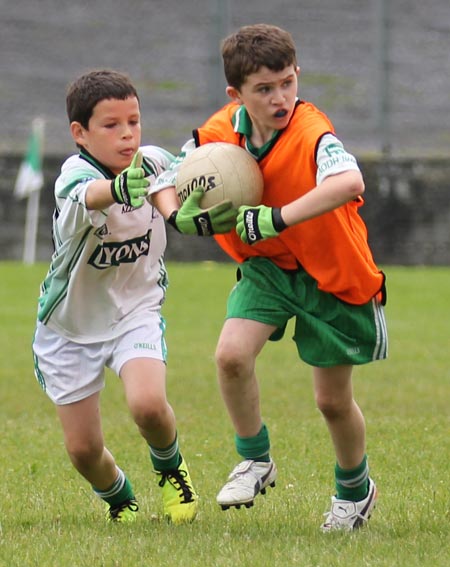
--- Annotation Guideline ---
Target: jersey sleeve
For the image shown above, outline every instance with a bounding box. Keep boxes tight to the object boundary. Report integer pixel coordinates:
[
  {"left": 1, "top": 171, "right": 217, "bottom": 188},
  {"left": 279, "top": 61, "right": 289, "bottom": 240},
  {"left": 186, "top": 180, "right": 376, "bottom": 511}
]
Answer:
[
  {"left": 54, "top": 155, "right": 108, "bottom": 233},
  {"left": 149, "top": 138, "right": 197, "bottom": 194},
  {"left": 315, "top": 133, "right": 360, "bottom": 185},
  {"left": 140, "top": 145, "right": 175, "bottom": 178}
]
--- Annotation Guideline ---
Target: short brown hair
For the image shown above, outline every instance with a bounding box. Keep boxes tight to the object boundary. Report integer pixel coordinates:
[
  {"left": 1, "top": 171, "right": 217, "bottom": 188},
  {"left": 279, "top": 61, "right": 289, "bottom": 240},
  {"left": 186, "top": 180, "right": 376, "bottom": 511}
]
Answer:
[
  {"left": 221, "top": 24, "right": 297, "bottom": 90},
  {"left": 66, "top": 69, "right": 139, "bottom": 128}
]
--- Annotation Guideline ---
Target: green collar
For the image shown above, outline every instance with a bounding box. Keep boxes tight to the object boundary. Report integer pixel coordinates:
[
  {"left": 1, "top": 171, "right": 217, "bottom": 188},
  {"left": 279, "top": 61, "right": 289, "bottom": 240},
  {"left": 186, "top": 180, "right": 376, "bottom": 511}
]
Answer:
[
  {"left": 79, "top": 148, "right": 115, "bottom": 179},
  {"left": 232, "top": 106, "right": 278, "bottom": 158}
]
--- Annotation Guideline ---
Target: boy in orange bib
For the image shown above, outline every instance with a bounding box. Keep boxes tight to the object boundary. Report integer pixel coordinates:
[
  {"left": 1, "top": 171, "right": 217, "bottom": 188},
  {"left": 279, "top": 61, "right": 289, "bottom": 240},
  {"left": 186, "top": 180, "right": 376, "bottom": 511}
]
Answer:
[{"left": 152, "top": 24, "right": 387, "bottom": 531}]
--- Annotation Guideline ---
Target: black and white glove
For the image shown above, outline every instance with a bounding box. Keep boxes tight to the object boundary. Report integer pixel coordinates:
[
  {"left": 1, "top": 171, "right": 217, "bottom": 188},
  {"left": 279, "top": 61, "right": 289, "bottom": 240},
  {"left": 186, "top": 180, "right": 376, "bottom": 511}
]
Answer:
[{"left": 236, "top": 205, "right": 288, "bottom": 244}]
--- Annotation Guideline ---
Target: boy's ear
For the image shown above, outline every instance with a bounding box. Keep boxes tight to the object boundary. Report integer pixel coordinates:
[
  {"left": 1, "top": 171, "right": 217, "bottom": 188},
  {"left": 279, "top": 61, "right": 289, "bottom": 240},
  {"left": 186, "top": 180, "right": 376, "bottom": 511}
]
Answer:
[
  {"left": 225, "top": 86, "right": 242, "bottom": 103},
  {"left": 70, "top": 121, "right": 86, "bottom": 145}
]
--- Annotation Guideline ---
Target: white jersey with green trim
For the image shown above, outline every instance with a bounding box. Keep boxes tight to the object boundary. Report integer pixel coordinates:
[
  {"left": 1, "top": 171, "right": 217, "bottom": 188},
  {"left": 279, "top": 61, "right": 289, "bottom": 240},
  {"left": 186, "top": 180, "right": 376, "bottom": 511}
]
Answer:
[{"left": 37, "top": 145, "right": 174, "bottom": 344}]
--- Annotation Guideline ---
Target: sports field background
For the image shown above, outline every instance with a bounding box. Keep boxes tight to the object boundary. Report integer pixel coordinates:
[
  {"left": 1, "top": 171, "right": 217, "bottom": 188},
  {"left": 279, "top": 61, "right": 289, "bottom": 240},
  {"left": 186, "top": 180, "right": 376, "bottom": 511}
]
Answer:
[
  {"left": 1, "top": 2, "right": 449, "bottom": 564},
  {"left": 1, "top": 262, "right": 449, "bottom": 566}
]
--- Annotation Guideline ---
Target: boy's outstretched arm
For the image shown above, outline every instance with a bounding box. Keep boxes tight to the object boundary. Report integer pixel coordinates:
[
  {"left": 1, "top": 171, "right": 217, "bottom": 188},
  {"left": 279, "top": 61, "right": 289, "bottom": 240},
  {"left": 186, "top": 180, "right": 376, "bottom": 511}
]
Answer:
[{"left": 237, "top": 170, "right": 364, "bottom": 244}]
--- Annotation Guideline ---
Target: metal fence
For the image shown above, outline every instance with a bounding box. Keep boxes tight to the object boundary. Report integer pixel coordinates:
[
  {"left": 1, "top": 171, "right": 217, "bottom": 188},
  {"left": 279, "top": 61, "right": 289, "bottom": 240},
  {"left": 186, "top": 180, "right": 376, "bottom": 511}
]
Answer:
[{"left": 2, "top": 0, "right": 449, "bottom": 159}]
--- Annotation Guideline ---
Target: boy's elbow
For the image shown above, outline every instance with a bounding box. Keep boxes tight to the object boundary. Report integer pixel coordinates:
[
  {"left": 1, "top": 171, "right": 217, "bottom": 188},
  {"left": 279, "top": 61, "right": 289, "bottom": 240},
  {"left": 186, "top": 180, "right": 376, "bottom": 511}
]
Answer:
[{"left": 348, "top": 170, "right": 365, "bottom": 198}]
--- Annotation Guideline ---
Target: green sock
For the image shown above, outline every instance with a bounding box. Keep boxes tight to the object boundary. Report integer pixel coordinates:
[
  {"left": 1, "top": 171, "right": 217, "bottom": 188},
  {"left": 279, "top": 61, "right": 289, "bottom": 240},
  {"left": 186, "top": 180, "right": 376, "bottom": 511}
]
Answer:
[
  {"left": 235, "top": 423, "right": 271, "bottom": 462},
  {"left": 335, "top": 455, "right": 369, "bottom": 501},
  {"left": 149, "top": 435, "right": 181, "bottom": 472},
  {"left": 93, "top": 467, "right": 135, "bottom": 507}
]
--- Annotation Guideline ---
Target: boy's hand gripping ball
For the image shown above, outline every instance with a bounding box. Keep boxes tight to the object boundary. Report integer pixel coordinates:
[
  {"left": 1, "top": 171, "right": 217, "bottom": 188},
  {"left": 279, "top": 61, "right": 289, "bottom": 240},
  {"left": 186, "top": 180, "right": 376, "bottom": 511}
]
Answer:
[{"left": 167, "top": 187, "right": 237, "bottom": 236}]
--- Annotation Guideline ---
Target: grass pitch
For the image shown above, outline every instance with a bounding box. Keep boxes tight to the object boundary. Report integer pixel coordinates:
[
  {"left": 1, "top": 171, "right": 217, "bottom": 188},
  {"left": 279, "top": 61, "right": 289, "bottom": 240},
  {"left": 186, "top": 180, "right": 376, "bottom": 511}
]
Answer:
[{"left": 0, "top": 262, "right": 449, "bottom": 567}]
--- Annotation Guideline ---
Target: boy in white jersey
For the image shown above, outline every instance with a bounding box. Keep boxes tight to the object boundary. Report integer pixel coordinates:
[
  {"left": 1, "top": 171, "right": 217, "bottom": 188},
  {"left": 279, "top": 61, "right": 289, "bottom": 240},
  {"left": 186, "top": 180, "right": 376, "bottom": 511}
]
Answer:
[{"left": 32, "top": 69, "right": 236, "bottom": 523}]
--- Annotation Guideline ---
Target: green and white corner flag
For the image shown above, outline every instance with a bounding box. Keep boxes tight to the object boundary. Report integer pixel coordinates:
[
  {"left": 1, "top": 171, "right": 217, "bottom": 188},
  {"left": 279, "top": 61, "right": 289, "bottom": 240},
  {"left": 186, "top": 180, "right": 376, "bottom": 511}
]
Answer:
[
  {"left": 15, "top": 118, "right": 45, "bottom": 264},
  {"left": 14, "top": 118, "right": 45, "bottom": 199}
]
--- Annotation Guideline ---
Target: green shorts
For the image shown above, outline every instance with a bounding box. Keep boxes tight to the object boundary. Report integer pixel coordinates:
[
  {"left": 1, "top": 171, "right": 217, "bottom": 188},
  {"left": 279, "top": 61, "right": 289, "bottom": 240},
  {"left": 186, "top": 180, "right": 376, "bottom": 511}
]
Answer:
[{"left": 226, "top": 257, "right": 388, "bottom": 367}]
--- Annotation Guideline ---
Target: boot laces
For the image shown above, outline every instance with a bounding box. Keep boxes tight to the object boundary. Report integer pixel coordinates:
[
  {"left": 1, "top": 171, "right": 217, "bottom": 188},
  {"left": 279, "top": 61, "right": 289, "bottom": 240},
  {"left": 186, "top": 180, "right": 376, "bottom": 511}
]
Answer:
[{"left": 158, "top": 468, "right": 195, "bottom": 504}]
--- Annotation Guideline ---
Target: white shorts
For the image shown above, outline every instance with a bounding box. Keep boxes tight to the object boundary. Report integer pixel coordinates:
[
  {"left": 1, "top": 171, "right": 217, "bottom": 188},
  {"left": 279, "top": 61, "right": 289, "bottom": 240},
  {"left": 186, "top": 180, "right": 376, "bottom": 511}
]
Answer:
[{"left": 32, "top": 315, "right": 167, "bottom": 405}]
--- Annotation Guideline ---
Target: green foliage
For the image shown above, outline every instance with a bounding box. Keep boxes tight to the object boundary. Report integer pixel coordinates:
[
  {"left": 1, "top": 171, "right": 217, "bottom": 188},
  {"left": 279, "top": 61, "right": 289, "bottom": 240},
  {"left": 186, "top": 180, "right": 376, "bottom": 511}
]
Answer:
[{"left": 0, "top": 262, "right": 449, "bottom": 567}]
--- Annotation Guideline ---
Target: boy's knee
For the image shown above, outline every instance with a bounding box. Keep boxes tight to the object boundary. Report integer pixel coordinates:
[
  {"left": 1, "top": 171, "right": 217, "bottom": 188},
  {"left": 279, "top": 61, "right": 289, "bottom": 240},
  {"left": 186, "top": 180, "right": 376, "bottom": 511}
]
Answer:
[
  {"left": 315, "top": 394, "right": 352, "bottom": 420},
  {"left": 215, "top": 342, "right": 250, "bottom": 378},
  {"left": 66, "top": 438, "right": 103, "bottom": 467},
  {"left": 131, "top": 398, "right": 169, "bottom": 430}
]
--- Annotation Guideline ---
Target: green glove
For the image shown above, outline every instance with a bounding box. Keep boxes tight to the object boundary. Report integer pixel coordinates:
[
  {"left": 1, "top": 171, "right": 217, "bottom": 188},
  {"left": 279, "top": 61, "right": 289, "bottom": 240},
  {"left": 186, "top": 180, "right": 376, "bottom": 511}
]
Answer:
[
  {"left": 111, "top": 151, "right": 149, "bottom": 208},
  {"left": 236, "top": 205, "right": 288, "bottom": 244},
  {"left": 167, "top": 187, "right": 237, "bottom": 236}
]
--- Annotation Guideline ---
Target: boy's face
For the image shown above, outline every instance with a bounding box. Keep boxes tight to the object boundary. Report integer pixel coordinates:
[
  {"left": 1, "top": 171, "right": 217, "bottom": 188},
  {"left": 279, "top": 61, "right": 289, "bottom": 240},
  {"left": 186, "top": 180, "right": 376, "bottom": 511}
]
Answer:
[
  {"left": 226, "top": 65, "right": 300, "bottom": 142},
  {"left": 70, "top": 96, "right": 141, "bottom": 175}
]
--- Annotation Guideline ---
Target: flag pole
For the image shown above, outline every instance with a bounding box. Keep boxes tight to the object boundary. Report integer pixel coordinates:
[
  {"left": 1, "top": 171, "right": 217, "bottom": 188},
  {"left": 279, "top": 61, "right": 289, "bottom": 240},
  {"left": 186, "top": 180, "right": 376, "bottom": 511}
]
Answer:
[
  {"left": 20, "top": 118, "right": 45, "bottom": 264},
  {"left": 23, "top": 181, "right": 41, "bottom": 264}
]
